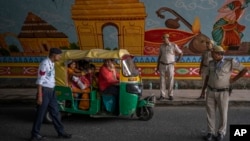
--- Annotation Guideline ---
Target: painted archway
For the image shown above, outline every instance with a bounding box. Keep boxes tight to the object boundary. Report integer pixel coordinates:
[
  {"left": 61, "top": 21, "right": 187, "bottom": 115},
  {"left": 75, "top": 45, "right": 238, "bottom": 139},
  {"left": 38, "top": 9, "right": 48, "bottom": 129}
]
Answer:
[
  {"left": 102, "top": 23, "right": 119, "bottom": 50},
  {"left": 71, "top": 0, "right": 147, "bottom": 55}
]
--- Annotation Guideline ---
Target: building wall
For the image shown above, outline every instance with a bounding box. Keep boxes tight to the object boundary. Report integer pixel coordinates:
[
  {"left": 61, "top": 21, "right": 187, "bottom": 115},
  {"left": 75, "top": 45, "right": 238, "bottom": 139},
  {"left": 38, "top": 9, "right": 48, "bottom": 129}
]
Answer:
[{"left": 0, "top": 0, "right": 249, "bottom": 82}]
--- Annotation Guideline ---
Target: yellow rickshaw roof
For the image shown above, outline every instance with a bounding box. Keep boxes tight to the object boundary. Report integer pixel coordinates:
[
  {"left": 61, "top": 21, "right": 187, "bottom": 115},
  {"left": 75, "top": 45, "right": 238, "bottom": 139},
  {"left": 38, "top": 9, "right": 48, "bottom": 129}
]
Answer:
[
  {"left": 61, "top": 49, "right": 130, "bottom": 60},
  {"left": 55, "top": 49, "right": 130, "bottom": 86}
]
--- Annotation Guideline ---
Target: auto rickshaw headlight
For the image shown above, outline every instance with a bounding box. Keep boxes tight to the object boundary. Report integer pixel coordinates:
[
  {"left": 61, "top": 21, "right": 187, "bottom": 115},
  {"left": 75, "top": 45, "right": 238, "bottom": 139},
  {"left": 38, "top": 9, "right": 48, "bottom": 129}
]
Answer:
[{"left": 126, "top": 83, "right": 142, "bottom": 96}]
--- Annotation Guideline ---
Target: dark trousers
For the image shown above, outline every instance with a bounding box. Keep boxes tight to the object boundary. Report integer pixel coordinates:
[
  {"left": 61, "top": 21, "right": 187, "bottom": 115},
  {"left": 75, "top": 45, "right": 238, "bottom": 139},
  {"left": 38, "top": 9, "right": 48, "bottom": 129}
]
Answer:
[{"left": 31, "top": 87, "right": 64, "bottom": 137}]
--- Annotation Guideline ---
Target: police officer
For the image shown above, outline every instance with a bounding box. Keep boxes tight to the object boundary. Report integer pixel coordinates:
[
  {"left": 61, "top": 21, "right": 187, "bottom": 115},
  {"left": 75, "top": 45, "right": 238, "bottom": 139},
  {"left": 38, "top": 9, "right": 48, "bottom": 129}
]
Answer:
[
  {"left": 30, "top": 48, "right": 72, "bottom": 141},
  {"left": 197, "top": 39, "right": 214, "bottom": 99},
  {"left": 156, "top": 33, "right": 183, "bottom": 101},
  {"left": 201, "top": 46, "right": 248, "bottom": 141}
]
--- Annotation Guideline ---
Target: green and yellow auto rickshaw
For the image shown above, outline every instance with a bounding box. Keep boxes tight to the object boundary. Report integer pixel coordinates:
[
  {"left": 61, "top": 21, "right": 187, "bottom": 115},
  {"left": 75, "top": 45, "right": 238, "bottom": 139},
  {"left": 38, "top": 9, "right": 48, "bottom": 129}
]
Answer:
[{"left": 45, "top": 49, "right": 155, "bottom": 122}]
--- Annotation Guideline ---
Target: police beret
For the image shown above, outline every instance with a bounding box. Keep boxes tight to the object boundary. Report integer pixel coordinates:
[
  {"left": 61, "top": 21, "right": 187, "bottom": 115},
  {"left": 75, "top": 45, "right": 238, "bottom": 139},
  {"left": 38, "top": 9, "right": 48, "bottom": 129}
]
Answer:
[
  {"left": 209, "top": 40, "right": 214, "bottom": 45},
  {"left": 213, "top": 46, "right": 224, "bottom": 52},
  {"left": 162, "top": 33, "right": 170, "bottom": 38},
  {"left": 49, "top": 48, "right": 62, "bottom": 54}
]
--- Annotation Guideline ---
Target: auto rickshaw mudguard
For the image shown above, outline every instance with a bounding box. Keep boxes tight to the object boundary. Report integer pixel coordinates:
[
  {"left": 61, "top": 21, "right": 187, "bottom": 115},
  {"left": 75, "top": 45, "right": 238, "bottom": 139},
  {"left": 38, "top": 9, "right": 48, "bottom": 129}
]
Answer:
[{"left": 137, "top": 95, "right": 155, "bottom": 108}]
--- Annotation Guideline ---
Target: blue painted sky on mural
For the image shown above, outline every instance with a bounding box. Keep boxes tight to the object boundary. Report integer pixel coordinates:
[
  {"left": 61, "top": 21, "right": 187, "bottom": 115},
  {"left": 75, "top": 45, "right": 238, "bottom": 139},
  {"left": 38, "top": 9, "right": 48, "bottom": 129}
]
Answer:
[{"left": 0, "top": 0, "right": 250, "bottom": 50}]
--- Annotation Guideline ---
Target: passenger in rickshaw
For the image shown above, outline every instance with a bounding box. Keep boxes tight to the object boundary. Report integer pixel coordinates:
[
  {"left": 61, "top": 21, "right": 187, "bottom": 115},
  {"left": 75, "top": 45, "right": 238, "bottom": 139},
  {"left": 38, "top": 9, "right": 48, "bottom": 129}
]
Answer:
[
  {"left": 85, "top": 63, "right": 99, "bottom": 90},
  {"left": 98, "top": 59, "right": 120, "bottom": 114},
  {"left": 67, "top": 60, "right": 90, "bottom": 110},
  {"left": 78, "top": 60, "right": 90, "bottom": 73},
  {"left": 67, "top": 61, "right": 90, "bottom": 92}
]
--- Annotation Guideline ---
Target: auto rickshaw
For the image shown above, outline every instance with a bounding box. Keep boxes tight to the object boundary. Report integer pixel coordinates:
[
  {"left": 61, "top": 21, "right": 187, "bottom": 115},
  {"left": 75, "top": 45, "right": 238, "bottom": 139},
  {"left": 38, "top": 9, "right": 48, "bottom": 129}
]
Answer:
[{"left": 45, "top": 49, "right": 155, "bottom": 122}]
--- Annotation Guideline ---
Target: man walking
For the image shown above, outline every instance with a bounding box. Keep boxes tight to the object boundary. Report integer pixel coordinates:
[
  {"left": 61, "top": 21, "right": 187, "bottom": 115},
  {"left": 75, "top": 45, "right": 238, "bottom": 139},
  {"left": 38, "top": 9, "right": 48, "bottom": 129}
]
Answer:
[{"left": 30, "top": 48, "right": 72, "bottom": 141}]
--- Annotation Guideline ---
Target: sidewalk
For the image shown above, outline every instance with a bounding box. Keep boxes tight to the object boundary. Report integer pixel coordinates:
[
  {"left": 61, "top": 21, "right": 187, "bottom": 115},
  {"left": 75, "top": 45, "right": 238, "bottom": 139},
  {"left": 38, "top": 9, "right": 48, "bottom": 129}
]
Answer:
[{"left": 0, "top": 88, "right": 249, "bottom": 106}]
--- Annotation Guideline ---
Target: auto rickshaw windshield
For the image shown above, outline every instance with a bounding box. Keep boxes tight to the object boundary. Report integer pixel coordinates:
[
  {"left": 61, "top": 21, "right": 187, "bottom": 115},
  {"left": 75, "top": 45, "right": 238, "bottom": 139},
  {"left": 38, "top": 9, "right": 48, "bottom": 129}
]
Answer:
[{"left": 122, "top": 57, "right": 139, "bottom": 77}]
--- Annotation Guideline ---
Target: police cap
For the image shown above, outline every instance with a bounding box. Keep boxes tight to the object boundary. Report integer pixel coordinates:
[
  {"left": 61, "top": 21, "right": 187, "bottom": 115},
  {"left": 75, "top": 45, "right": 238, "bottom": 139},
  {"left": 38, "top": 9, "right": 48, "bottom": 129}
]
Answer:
[{"left": 49, "top": 48, "right": 62, "bottom": 55}]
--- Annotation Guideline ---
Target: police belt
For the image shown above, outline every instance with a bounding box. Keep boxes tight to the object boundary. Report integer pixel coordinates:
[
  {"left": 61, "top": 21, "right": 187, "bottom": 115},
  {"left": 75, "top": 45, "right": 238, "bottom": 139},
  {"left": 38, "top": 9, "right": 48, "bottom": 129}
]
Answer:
[
  {"left": 160, "top": 61, "right": 174, "bottom": 65},
  {"left": 208, "top": 85, "right": 229, "bottom": 92}
]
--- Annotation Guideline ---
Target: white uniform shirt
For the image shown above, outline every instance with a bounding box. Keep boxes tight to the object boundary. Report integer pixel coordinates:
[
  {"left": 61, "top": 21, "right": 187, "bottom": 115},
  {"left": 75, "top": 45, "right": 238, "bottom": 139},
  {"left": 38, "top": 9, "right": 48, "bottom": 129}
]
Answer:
[
  {"left": 36, "top": 57, "right": 55, "bottom": 88},
  {"left": 206, "top": 58, "right": 244, "bottom": 88},
  {"left": 159, "top": 42, "right": 182, "bottom": 64}
]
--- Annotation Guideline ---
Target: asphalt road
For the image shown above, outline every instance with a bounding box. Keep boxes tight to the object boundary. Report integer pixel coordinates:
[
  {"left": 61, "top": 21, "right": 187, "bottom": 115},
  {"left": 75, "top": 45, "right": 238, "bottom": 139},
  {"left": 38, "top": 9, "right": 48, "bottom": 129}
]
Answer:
[{"left": 0, "top": 106, "right": 250, "bottom": 141}]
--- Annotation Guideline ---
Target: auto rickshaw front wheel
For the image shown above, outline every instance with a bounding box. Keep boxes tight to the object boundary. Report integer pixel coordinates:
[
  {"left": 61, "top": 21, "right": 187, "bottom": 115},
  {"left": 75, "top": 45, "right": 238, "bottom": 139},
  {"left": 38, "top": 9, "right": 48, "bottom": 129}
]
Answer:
[{"left": 136, "top": 107, "right": 153, "bottom": 121}]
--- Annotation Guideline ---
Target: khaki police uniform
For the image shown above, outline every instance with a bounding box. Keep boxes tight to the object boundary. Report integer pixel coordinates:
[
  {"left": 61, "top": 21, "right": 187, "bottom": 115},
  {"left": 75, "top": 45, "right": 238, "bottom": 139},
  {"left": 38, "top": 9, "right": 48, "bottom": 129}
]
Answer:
[
  {"left": 205, "top": 58, "right": 245, "bottom": 136},
  {"left": 200, "top": 50, "right": 213, "bottom": 87},
  {"left": 158, "top": 42, "right": 182, "bottom": 97}
]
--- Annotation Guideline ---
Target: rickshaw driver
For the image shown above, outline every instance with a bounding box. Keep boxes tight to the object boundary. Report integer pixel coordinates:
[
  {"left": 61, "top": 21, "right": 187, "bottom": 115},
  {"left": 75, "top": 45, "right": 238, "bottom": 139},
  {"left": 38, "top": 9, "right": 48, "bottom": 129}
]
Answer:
[{"left": 98, "top": 59, "right": 120, "bottom": 114}]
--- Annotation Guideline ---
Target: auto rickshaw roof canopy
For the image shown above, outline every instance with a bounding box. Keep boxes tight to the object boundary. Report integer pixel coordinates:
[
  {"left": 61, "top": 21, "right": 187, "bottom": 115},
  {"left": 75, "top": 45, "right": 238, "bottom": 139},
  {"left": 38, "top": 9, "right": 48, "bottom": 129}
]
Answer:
[
  {"left": 55, "top": 49, "right": 131, "bottom": 86},
  {"left": 61, "top": 49, "right": 130, "bottom": 60}
]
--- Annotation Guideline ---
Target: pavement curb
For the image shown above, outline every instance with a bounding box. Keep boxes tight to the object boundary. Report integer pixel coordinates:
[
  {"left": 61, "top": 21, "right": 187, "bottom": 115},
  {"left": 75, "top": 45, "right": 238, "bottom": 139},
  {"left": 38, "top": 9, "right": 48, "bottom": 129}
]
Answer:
[
  {"left": 1, "top": 88, "right": 250, "bottom": 107},
  {"left": 1, "top": 98, "right": 250, "bottom": 107}
]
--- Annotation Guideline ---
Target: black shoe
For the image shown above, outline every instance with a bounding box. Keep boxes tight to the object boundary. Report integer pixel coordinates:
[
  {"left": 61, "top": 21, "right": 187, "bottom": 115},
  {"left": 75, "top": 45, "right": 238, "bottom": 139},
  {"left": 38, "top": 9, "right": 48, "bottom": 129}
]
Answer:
[
  {"left": 216, "top": 133, "right": 224, "bottom": 141},
  {"left": 169, "top": 96, "right": 174, "bottom": 101},
  {"left": 58, "top": 132, "right": 72, "bottom": 139},
  {"left": 204, "top": 133, "right": 213, "bottom": 141},
  {"left": 157, "top": 96, "right": 166, "bottom": 101},
  {"left": 29, "top": 135, "right": 46, "bottom": 141}
]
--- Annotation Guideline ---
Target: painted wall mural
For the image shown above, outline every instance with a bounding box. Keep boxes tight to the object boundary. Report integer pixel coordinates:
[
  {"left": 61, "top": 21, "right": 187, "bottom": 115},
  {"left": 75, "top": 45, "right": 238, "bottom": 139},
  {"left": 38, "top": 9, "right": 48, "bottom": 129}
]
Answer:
[
  {"left": 212, "top": 0, "right": 250, "bottom": 51},
  {"left": 0, "top": 0, "right": 249, "bottom": 79}
]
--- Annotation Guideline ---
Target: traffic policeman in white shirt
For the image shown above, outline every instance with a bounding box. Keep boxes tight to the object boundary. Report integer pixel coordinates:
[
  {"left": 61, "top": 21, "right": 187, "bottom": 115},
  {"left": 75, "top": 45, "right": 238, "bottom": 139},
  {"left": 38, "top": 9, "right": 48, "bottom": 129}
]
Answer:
[
  {"left": 30, "top": 48, "right": 72, "bottom": 141},
  {"left": 201, "top": 46, "right": 248, "bottom": 141},
  {"left": 156, "top": 33, "right": 183, "bottom": 101}
]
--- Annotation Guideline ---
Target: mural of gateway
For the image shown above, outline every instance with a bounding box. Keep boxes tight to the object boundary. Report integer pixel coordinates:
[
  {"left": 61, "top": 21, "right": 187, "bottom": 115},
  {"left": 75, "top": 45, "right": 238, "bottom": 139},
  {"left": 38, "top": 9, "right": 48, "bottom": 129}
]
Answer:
[{"left": 71, "top": 0, "right": 147, "bottom": 55}]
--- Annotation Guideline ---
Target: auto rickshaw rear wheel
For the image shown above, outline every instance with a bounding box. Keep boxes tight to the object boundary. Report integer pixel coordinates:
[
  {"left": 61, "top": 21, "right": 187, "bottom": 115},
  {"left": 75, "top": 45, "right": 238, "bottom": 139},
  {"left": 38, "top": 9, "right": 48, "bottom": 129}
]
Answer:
[{"left": 136, "top": 107, "right": 153, "bottom": 121}]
